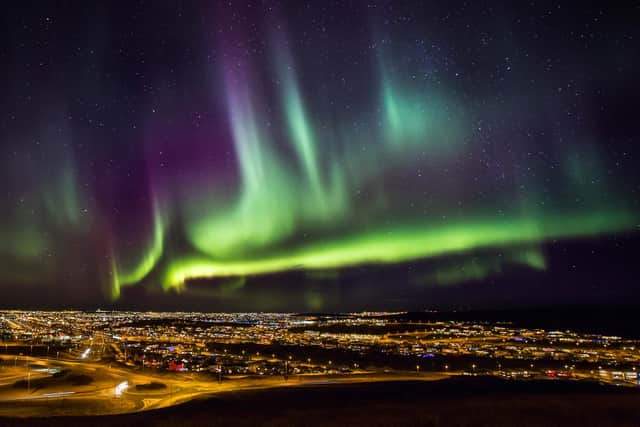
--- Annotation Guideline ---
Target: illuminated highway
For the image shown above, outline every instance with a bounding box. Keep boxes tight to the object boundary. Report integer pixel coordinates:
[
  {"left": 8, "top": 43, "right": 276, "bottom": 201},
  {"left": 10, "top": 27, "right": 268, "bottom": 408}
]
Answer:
[{"left": 0, "top": 354, "right": 449, "bottom": 417}]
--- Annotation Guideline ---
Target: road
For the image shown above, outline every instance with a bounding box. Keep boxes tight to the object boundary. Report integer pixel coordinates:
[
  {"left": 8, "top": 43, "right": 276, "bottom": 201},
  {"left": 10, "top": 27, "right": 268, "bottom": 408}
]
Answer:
[{"left": 0, "top": 355, "right": 449, "bottom": 417}]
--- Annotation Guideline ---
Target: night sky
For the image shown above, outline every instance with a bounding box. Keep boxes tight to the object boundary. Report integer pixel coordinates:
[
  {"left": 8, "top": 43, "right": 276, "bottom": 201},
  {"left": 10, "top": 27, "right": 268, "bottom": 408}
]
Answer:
[{"left": 1, "top": 1, "right": 638, "bottom": 311}]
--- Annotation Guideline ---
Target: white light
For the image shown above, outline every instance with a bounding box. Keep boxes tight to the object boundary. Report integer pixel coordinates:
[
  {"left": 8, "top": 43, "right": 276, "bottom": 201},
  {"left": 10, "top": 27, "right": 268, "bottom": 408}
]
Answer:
[
  {"left": 115, "top": 381, "right": 129, "bottom": 397},
  {"left": 80, "top": 348, "right": 91, "bottom": 359}
]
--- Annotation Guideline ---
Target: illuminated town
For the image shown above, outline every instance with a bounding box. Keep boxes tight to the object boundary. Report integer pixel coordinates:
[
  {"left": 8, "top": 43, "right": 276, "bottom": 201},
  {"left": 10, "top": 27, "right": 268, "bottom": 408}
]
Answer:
[{"left": 1, "top": 310, "right": 638, "bottom": 417}]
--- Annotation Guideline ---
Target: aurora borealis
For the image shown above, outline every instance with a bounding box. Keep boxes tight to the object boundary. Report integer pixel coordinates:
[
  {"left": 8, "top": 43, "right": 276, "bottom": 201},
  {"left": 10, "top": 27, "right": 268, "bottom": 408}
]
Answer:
[{"left": 0, "top": 1, "right": 638, "bottom": 310}]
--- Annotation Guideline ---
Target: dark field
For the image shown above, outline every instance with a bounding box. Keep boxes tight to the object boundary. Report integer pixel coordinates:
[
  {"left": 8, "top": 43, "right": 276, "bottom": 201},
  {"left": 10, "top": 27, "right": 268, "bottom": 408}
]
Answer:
[{"left": 2, "top": 377, "right": 639, "bottom": 426}]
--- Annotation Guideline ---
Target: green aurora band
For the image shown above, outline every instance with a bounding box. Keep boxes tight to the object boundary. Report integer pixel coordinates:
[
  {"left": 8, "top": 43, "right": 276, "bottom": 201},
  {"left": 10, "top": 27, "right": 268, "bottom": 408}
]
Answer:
[
  {"left": 110, "top": 199, "right": 166, "bottom": 299},
  {"left": 162, "top": 212, "right": 634, "bottom": 292}
]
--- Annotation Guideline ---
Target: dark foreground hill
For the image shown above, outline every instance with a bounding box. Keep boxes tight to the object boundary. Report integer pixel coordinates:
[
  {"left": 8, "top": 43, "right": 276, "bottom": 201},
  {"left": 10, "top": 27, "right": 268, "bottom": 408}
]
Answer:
[{"left": 2, "top": 377, "right": 640, "bottom": 427}]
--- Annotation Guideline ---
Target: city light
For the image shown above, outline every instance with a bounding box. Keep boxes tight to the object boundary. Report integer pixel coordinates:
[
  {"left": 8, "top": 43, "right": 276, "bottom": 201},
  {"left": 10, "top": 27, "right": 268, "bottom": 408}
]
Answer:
[{"left": 1, "top": 309, "right": 639, "bottom": 417}]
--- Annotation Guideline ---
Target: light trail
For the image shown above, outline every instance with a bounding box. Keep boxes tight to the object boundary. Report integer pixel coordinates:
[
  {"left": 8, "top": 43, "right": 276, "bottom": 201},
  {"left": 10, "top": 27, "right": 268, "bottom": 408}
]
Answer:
[{"left": 115, "top": 381, "right": 129, "bottom": 397}]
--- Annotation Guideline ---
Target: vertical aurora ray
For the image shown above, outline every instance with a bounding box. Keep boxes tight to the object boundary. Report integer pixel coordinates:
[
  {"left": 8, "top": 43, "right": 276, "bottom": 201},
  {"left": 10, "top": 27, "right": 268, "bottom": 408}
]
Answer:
[
  {"left": 282, "top": 71, "right": 322, "bottom": 196},
  {"left": 185, "top": 52, "right": 298, "bottom": 258},
  {"left": 275, "top": 33, "right": 351, "bottom": 222},
  {"left": 111, "top": 198, "right": 166, "bottom": 299},
  {"left": 275, "top": 38, "right": 323, "bottom": 208},
  {"left": 110, "top": 256, "right": 121, "bottom": 301},
  {"left": 377, "top": 46, "right": 466, "bottom": 155},
  {"left": 381, "top": 77, "right": 429, "bottom": 146}
]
